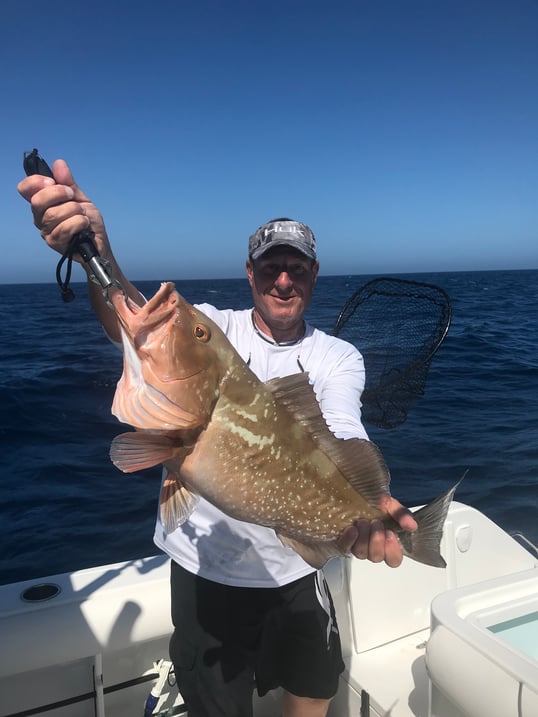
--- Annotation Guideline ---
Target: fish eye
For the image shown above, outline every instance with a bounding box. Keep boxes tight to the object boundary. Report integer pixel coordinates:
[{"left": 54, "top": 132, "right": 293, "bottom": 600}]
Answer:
[{"left": 193, "top": 324, "right": 211, "bottom": 342}]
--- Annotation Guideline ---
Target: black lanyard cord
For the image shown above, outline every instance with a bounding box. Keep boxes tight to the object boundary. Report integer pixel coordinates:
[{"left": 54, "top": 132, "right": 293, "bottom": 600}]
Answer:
[
  {"left": 55, "top": 235, "right": 81, "bottom": 302},
  {"left": 55, "top": 231, "right": 97, "bottom": 302}
]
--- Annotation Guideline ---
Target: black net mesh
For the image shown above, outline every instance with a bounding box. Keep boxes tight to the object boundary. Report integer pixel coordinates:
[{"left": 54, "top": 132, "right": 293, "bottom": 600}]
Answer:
[{"left": 332, "top": 277, "right": 451, "bottom": 429}]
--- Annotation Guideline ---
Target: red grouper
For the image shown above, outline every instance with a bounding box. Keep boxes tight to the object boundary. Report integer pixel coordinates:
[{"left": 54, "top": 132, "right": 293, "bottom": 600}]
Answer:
[{"left": 109, "top": 282, "right": 459, "bottom": 569}]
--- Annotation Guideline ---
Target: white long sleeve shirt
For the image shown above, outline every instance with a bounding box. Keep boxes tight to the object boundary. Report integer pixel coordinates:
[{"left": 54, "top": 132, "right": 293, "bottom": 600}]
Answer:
[{"left": 153, "top": 304, "right": 368, "bottom": 587}]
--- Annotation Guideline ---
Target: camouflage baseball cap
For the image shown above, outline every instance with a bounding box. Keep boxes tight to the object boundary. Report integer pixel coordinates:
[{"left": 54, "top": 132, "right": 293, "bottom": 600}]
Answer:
[{"left": 248, "top": 218, "right": 317, "bottom": 261}]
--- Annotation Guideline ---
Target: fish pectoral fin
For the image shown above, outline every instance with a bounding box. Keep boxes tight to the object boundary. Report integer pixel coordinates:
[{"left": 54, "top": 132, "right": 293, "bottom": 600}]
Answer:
[
  {"left": 277, "top": 533, "right": 345, "bottom": 569},
  {"left": 159, "top": 469, "right": 199, "bottom": 533},
  {"left": 110, "top": 431, "right": 189, "bottom": 472}
]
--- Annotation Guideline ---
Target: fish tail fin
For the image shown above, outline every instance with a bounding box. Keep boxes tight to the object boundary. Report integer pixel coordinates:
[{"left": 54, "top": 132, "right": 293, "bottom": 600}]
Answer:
[{"left": 397, "top": 478, "right": 462, "bottom": 568}]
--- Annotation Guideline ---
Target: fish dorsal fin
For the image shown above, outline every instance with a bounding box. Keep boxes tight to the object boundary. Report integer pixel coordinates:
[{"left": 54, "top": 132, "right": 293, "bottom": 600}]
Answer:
[
  {"left": 266, "top": 373, "right": 391, "bottom": 505},
  {"left": 159, "top": 467, "right": 199, "bottom": 533},
  {"left": 266, "top": 373, "right": 325, "bottom": 425},
  {"left": 110, "top": 431, "right": 190, "bottom": 473},
  {"left": 326, "top": 437, "right": 391, "bottom": 505}
]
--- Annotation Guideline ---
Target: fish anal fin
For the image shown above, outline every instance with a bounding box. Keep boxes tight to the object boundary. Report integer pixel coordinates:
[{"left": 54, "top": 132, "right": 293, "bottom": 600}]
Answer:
[
  {"left": 110, "top": 431, "right": 190, "bottom": 473},
  {"left": 159, "top": 468, "right": 199, "bottom": 533},
  {"left": 277, "top": 533, "right": 345, "bottom": 569}
]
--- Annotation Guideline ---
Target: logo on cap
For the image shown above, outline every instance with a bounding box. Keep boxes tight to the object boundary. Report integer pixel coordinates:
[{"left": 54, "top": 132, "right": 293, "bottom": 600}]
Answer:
[{"left": 248, "top": 220, "right": 317, "bottom": 261}]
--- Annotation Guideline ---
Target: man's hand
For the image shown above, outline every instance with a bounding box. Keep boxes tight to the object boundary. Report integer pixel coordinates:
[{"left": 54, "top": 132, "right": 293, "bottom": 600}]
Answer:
[
  {"left": 17, "top": 158, "right": 143, "bottom": 342},
  {"left": 337, "top": 497, "right": 418, "bottom": 568},
  {"left": 17, "top": 159, "right": 110, "bottom": 261}
]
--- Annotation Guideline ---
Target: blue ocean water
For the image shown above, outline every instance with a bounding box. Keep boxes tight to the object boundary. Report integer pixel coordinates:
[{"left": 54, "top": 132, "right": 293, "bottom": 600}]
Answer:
[{"left": 0, "top": 270, "right": 537, "bottom": 586}]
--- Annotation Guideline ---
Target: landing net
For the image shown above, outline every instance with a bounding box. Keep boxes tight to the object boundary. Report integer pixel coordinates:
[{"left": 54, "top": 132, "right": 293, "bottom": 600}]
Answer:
[{"left": 333, "top": 277, "right": 451, "bottom": 429}]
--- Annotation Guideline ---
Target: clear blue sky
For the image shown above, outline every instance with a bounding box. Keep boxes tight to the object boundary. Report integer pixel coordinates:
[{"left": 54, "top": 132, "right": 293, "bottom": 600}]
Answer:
[{"left": 2, "top": 0, "right": 537, "bottom": 283}]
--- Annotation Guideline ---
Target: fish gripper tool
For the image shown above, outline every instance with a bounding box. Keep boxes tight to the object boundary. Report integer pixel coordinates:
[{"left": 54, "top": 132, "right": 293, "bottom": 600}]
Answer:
[
  {"left": 74, "top": 231, "right": 125, "bottom": 304},
  {"left": 55, "top": 228, "right": 124, "bottom": 304},
  {"left": 23, "top": 148, "right": 124, "bottom": 304}
]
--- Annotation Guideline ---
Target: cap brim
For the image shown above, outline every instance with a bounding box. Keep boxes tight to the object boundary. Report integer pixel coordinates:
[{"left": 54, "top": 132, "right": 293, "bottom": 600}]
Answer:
[{"left": 250, "top": 238, "right": 316, "bottom": 261}]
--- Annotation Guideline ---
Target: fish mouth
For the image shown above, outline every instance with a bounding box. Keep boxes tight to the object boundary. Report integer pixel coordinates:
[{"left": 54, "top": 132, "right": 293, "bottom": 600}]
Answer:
[
  {"left": 111, "top": 282, "right": 204, "bottom": 381},
  {"left": 111, "top": 281, "right": 180, "bottom": 332}
]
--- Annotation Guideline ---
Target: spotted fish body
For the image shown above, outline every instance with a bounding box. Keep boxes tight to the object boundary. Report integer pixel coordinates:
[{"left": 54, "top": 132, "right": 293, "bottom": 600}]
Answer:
[{"left": 110, "top": 282, "right": 457, "bottom": 569}]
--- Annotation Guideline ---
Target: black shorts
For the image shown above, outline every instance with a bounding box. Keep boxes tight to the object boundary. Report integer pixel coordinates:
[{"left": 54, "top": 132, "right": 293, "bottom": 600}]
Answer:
[{"left": 169, "top": 561, "right": 344, "bottom": 716}]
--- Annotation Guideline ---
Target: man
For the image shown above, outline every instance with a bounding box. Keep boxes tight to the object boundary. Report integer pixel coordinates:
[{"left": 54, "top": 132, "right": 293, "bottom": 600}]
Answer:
[{"left": 18, "top": 160, "right": 417, "bottom": 717}]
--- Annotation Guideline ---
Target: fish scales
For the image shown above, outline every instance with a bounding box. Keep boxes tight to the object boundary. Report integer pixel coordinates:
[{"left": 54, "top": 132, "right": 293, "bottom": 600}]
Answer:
[
  {"left": 109, "top": 282, "right": 459, "bottom": 569},
  {"left": 190, "top": 391, "right": 371, "bottom": 540}
]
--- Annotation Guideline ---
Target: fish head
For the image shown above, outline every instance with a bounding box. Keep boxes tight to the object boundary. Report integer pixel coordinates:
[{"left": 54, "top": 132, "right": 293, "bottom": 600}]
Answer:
[{"left": 110, "top": 282, "right": 227, "bottom": 431}]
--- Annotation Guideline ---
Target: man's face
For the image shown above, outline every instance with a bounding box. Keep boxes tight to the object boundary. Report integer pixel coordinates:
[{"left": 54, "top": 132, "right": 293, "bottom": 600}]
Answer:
[{"left": 246, "top": 247, "right": 319, "bottom": 337}]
